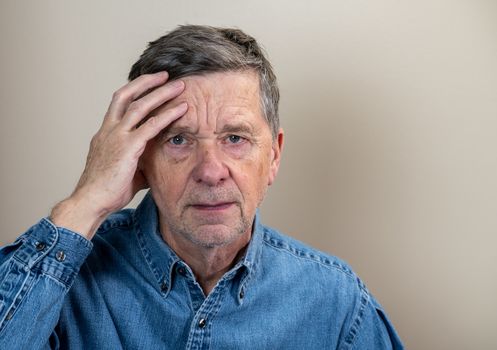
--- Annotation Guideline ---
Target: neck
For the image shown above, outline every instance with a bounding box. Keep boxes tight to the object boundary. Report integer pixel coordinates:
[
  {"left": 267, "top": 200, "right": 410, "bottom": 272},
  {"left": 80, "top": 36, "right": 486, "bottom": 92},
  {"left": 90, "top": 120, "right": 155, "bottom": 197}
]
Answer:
[{"left": 160, "top": 225, "right": 252, "bottom": 295}]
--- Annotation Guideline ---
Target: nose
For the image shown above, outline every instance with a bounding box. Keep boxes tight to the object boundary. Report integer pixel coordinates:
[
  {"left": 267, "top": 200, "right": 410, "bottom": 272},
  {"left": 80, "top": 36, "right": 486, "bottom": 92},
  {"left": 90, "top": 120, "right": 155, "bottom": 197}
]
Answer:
[{"left": 192, "top": 143, "right": 229, "bottom": 186}]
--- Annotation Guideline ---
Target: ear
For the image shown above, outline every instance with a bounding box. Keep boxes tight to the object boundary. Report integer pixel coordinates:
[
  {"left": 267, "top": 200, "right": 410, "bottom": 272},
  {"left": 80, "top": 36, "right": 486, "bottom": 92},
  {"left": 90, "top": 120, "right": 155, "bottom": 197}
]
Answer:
[{"left": 268, "top": 128, "right": 284, "bottom": 186}]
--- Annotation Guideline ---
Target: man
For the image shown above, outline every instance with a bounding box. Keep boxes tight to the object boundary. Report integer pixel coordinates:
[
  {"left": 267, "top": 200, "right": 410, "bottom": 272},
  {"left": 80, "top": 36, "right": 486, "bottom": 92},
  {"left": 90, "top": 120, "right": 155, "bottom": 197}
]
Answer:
[{"left": 0, "top": 25, "right": 403, "bottom": 349}]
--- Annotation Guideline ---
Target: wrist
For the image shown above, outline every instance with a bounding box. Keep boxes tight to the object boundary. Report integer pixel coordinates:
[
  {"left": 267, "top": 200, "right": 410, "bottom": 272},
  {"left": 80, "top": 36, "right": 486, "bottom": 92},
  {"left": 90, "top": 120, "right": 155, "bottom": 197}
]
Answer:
[{"left": 50, "top": 193, "right": 110, "bottom": 240}]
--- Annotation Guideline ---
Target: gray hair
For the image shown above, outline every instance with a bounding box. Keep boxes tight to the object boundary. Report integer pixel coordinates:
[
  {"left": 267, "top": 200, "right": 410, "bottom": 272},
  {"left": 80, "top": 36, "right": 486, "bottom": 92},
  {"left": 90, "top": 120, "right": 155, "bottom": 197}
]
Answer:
[{"left": 128, "top": 25, "right": 280, "bottom": 138}]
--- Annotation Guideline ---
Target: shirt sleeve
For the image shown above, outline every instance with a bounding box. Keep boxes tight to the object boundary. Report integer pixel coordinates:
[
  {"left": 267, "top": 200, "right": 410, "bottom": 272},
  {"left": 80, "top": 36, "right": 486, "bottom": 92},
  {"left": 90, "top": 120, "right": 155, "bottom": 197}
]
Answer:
[
  {"left": 0, "top": 218, "right": 93, "bottom": 349},
  {"left": 349, "top": 295, "right": 404, "bottom": 350}
]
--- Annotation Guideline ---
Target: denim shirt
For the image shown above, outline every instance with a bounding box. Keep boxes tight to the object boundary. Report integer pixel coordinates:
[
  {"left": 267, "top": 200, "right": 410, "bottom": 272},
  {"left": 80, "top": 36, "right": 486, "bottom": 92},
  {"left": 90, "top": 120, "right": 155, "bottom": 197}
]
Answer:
[{"left": 0, "top": 193, "right": 403, "bottom": 349}]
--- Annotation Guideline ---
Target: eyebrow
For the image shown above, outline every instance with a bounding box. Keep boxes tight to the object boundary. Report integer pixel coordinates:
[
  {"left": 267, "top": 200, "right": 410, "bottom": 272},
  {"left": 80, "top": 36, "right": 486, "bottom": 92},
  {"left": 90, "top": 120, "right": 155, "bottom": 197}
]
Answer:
[
  {"left": 161, "top": 125, "right": 198, "bottom": 137},
  {"left": 162, "top": 122, "right": 255, "bottom": 138},
  {"left": 218, "top": 122, "right": 255, "bottom": 135}
]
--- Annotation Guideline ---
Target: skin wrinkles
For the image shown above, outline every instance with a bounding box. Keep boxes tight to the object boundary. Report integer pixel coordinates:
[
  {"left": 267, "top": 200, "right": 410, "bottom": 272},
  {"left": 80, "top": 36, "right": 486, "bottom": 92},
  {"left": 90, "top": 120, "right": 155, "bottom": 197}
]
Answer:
[{"left": 139, "top": 70, "right": 283, "bottom": 293}]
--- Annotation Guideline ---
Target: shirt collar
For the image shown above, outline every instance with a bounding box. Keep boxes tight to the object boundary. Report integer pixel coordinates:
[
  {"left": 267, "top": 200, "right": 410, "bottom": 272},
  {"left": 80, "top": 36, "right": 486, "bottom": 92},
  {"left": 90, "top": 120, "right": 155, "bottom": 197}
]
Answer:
[{"left": 133, "top": 191, "right": 263, "bottom": 296}]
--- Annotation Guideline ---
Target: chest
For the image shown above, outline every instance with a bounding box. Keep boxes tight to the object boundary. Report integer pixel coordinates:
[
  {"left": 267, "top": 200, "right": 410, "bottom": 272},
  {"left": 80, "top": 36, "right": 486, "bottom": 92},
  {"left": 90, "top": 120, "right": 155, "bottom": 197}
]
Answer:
[{"left": 57, "top": 270, "right": 340, "bottom": 349}]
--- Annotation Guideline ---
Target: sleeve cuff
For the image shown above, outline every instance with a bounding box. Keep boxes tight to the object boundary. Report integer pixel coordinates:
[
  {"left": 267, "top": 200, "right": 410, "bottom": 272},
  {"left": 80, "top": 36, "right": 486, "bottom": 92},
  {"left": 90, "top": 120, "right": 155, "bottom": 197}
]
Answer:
[{"left": 13, "top": 218, "right": 93, "bottom": 287}]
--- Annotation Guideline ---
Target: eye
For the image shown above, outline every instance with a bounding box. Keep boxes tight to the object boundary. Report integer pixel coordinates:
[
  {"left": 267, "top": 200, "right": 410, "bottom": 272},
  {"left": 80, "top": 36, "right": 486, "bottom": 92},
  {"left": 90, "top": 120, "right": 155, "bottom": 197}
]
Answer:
[
  {"left": 227, "top": 135, "right": 243, "bottom": 144},
  {"left": 169, "top": 134, "right": 186, "bottom": 145}
]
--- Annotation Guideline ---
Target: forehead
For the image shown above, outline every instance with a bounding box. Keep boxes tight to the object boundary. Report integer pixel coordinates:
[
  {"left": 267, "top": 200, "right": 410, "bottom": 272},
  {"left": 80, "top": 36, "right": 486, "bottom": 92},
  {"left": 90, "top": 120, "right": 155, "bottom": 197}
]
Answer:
[
  {"left": 179, "top": 70, "right": 260, "bottom": 101},
  {"left": 165, "top": 70, "right": 265, "bottom": 130}
]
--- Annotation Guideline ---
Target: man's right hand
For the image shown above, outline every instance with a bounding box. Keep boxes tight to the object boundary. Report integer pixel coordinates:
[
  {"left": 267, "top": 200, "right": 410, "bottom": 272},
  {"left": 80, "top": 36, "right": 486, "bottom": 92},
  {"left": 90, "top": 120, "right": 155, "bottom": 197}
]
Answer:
[{"left": 50, "top": 72, "right": 187, "bottom": 240}]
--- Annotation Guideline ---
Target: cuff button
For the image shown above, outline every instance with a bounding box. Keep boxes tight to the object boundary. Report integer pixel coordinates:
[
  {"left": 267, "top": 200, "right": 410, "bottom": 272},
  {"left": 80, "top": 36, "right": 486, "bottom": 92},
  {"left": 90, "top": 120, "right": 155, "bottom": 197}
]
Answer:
[{"left": 56, "top": 250, "right": 66, "bottom": 262}]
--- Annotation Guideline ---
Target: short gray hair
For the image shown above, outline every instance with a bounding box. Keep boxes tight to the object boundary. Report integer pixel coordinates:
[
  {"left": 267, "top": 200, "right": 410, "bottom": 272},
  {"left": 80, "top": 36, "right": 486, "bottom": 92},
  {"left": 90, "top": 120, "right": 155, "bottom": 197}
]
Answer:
[{"left": 128, "top": 25, "right": 280, "bottom": 138}]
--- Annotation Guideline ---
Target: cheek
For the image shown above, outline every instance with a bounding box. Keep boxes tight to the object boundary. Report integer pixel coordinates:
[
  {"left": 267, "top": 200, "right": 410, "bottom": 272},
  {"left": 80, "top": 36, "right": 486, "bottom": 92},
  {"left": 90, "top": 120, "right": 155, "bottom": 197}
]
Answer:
[
  {"left": 238, "top": 147, "right": 270, "bottom": 176},
  {"left": 230, "top": 156, "right": 270, "bottom": 199}
]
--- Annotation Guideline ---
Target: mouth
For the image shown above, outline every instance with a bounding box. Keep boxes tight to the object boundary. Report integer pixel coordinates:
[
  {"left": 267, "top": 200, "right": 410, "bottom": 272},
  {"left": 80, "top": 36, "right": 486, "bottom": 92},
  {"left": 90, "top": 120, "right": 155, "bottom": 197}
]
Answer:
[{"left": 190, "top": 202, "right": 236, "bottom": 211}]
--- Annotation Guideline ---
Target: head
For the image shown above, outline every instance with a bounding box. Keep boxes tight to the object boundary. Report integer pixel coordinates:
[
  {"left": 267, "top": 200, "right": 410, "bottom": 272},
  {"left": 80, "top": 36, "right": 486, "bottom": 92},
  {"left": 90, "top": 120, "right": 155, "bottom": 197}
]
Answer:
[{"left": 131, "top": 25, "right": 283, "bottom": 250}]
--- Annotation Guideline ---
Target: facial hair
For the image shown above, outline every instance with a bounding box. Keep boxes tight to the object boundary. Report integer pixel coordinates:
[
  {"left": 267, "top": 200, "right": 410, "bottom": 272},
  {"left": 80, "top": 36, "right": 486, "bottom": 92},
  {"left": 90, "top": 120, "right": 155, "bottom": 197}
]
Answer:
[{"left": 162, "top": 185, "right": 253, "bottom": 248}]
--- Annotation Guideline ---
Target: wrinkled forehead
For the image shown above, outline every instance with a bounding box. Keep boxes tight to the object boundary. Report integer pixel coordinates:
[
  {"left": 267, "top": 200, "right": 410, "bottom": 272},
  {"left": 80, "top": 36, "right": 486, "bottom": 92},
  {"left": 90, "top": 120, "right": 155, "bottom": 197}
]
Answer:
[
  {"left": 176, "top": 71, "right": 260, "bottom": 112},
  {"left": 164, "top": 71, "right": 266, "bottom": 130}
]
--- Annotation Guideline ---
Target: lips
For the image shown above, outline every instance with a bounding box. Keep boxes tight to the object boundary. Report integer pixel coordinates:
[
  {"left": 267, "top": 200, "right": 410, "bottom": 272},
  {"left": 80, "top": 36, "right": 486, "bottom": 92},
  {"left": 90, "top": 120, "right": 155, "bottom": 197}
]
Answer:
[{"left": 191, "top": 202, "right": 235, "bottom": 211}]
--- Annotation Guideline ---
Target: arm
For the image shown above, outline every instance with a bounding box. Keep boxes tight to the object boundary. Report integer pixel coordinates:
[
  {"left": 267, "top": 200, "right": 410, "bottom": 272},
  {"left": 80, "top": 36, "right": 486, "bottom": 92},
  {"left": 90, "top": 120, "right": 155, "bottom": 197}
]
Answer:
[{"left": 0, "top": 72, "right": 187, "bottom": 348}]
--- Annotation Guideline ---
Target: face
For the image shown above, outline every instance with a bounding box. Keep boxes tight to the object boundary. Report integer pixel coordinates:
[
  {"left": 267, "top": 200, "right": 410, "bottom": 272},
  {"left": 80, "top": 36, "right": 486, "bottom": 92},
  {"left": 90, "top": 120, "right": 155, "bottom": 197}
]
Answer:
[{"left": 141, "top": 71, "right": 283, "bottom": 248}]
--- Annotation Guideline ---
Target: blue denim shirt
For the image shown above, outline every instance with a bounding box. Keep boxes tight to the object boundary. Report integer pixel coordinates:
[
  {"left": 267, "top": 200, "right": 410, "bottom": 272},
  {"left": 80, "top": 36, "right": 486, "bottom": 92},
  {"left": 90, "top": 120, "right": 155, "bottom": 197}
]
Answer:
[{"left": 0, "top": 193, "right": 403, "bottom": 349}]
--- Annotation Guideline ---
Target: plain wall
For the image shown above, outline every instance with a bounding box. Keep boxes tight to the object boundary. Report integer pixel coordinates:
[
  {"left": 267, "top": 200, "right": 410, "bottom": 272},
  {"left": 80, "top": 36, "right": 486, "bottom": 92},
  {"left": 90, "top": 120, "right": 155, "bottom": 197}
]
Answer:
[{"left": 1, "top": 1, "right": 496, "bottom": 348}]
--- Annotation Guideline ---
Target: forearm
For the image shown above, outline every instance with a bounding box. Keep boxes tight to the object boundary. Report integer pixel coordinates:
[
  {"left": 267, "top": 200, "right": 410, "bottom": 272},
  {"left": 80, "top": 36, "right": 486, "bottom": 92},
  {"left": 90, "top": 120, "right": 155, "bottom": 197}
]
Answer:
[{"left": 0, "top": 219, "right": 92, "bottom": 348}]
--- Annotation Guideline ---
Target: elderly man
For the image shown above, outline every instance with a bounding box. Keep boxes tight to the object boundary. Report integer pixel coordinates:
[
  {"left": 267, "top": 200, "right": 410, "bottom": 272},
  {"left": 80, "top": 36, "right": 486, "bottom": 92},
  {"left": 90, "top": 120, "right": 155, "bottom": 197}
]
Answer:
[{"left": 0, "top": 25, "right": 403, "bottom": 349}]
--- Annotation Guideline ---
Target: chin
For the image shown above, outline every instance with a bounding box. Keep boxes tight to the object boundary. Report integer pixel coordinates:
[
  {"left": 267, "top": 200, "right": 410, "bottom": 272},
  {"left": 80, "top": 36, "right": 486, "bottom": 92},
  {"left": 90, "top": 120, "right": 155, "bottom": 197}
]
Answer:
[{"left": 187, "top": 225, "right": 244, "bottom": 248}]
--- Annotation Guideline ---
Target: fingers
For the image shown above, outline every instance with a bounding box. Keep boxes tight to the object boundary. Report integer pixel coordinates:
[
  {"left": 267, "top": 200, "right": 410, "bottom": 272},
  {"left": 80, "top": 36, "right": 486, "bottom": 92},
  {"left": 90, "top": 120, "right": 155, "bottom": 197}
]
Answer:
[
  {"left": 135, "top": 102, "right": 188, "bottom": 141},
  {"left": 105, "top": 71, "right": 170, "bottom": 123},
  {"left": 120, "top": 79, "right": 185, "bottom": 130}
]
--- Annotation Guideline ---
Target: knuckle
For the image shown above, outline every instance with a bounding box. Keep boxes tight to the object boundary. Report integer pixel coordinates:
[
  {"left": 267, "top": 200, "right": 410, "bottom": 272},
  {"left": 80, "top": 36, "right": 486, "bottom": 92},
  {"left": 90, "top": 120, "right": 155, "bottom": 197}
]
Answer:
[
  {"left": 112, "top": 90, "right": 125, "bottom": 103},
  {"left": 145, "top": 116, "right": 158, "bottom": 128},
  {"left": 112, "top": 89, "right": 133, "bottom": 105},
  {"left": 127, "top": 101, "right": 144, "bottom": 114},
  {"left": 139, "top": 116, "right": 162, "bottom": 137}
]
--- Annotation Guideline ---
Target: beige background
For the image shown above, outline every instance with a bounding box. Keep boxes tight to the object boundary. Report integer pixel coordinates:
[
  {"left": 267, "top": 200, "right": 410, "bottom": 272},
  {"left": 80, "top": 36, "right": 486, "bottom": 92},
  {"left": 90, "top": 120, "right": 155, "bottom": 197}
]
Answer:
[{"left": 1, "top": 0, "right": 496, "bottom": 348}]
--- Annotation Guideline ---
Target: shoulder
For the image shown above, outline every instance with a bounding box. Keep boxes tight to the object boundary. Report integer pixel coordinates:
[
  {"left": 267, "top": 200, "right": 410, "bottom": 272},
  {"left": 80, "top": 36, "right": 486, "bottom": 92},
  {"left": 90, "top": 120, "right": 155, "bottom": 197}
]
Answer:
[
  {"left": 258, "top": 225, "right": 403, "bottom": 349},
  {"left": 258, "top": 225, "right": 367, "bottom": 318},
  {"left": 260, "top": 225, "right": 358, "bottom": 282}
]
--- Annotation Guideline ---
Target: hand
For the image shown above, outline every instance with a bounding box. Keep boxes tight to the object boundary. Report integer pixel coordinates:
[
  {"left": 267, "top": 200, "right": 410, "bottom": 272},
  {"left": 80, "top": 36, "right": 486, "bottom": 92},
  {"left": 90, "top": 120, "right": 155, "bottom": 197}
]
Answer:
[{"left": 51, "top": 72, "right": 187, "bottom": 239}]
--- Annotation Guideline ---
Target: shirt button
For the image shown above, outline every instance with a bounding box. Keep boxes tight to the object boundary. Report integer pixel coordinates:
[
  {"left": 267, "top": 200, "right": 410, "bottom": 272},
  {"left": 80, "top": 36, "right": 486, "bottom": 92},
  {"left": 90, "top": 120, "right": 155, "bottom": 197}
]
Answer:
[
  {"left": 160, "top": 282, "right": 168, "bottom": 292},
  {"left": 239, "top": 289, "right": 245, "bottom": 299},
  {"left": 177, "top": 267, "right": 186, "bottom": 276},
  {"left": 198, "top": 318, "right": 207, "bottom": 328},
  {"left": 35, "top": 242, "right": 46, "bottom": 251},
  {"left": 56, "top": 251, "right": 66, "bottom": 262}
]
